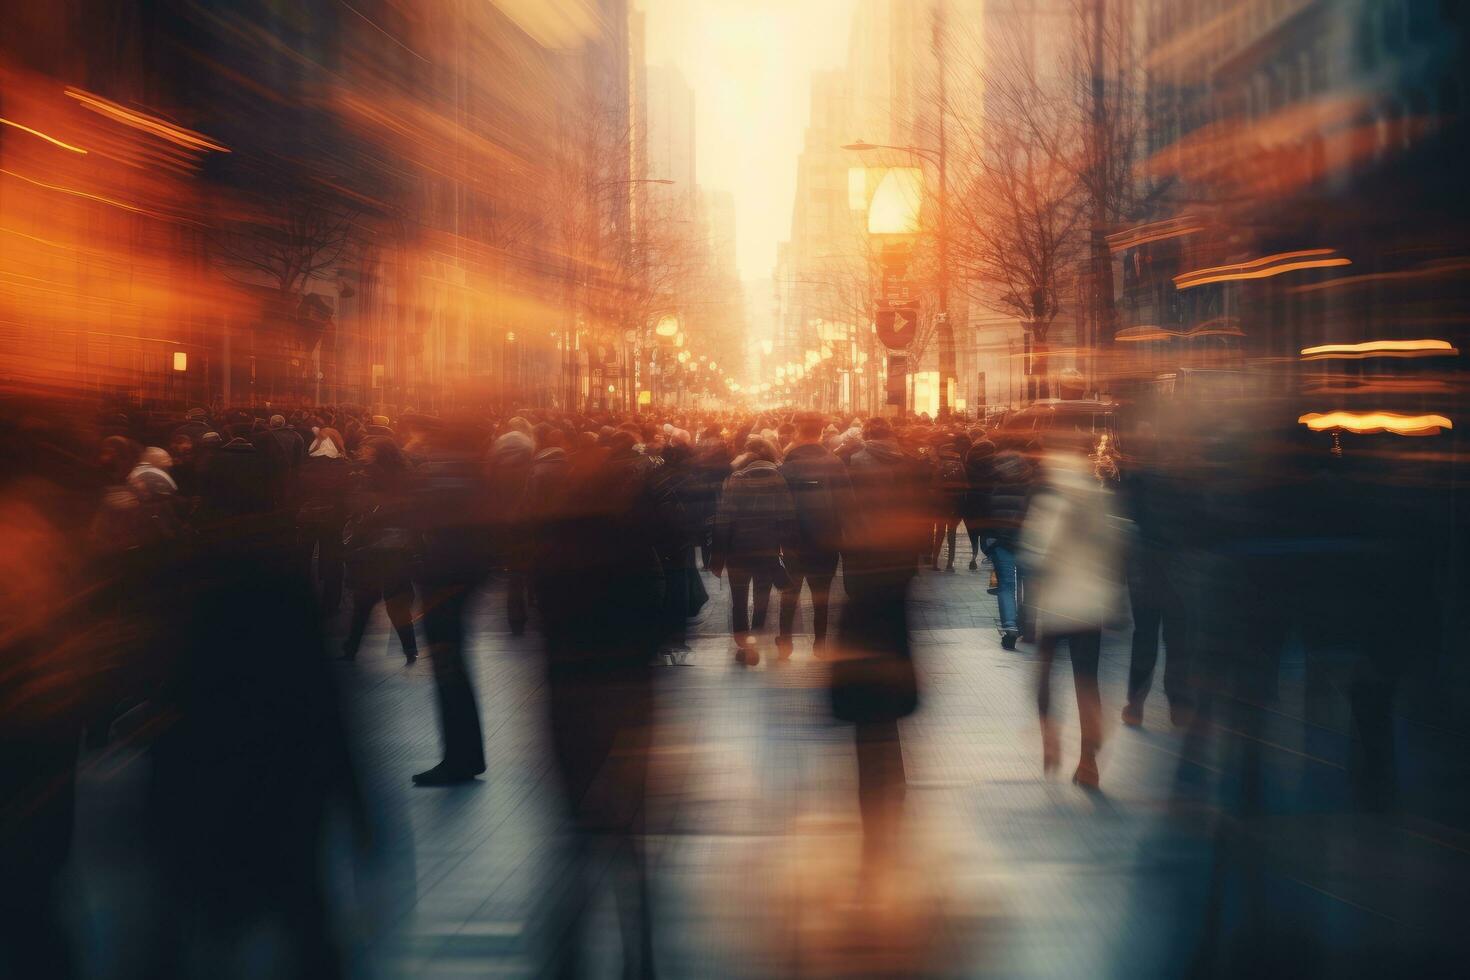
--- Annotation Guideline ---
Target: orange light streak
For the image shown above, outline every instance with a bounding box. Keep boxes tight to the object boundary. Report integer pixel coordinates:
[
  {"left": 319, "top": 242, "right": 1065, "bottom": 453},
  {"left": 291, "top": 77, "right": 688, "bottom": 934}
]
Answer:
[
  {"left": 1300, "top": 339, "right": 1458, "bottom": 358},
  {"left": 1106, "top": 216, "right": 1203, "bottom": 253},
  {"left": 1297, "top": 411, "right": 1452, "bottom": 436},
  {"left": 1175, "top": 250, "right": 1350, "bottom": 290},
  {"left": 0, "top": 168, "right": 150, "bottom": 216},
  {"left": 0, "top": 117, "right": 88, "bottom": 154},
  {"left": 64, "top": 87, "right": 229, "bottom": 153}
]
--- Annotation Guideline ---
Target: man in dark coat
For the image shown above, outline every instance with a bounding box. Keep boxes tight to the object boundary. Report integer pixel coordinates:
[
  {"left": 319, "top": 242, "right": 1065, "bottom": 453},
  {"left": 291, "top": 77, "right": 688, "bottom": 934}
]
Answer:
[
  {"left": 528, "top": 433, "right": 663, "bottom": 976},
  {"left": 487, "top": 421, "right": 534, "bottom": 634},
  {"left": 268, "top": 414, "right": 306, "bottom": 470},
  {"left": 710, "top": 436, "right": 797, "bottom": 666},
  {"left": 406, "top": 416, "right": 491, "bottom": 786},
  {"left": 837, "top": 417, "right": 928, "bottom": 873},
  {"left": 776, "top": 412, "right": 854, "bottom": 660}
]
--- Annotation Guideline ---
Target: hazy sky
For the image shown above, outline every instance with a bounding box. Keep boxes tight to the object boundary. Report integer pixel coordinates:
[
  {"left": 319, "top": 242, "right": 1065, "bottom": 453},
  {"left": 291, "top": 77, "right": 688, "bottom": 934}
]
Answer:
[{"left": 639, "top": 0, "right": 857, "bottom": 281}]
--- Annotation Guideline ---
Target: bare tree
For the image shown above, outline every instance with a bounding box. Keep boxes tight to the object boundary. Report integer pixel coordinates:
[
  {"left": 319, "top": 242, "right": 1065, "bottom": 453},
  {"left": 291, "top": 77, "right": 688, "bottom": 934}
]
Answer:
[
  {"left": 1069, "top": 0, "right": 1148, "bottom": 349},
  {"left": 944, "top": 5, "right": 1088, "bottom": 398},
  {"left": 211, "top": 186, "right": 364, "bottom": 351}
]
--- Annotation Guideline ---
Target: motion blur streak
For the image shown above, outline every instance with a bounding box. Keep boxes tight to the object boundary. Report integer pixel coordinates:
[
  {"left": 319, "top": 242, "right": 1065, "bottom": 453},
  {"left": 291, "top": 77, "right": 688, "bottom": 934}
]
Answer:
[
  {"left": 1300, "top": 339, "right": 1459, "bottom": 358},
  {"left": 1298, "top": 411, "right": 1453, "bottom": 435},
  {"left": 0, "top": 117, "right": 89, "bottom": 154},
  {"left": 1, "top": 1, "right": 1468, "bottom": 978},
  {"left": 1173, "top": 249, "right": 1351, "bottom": 289},
  {"left": 63, "top": 87, "right": 230, "bottom": 153}
]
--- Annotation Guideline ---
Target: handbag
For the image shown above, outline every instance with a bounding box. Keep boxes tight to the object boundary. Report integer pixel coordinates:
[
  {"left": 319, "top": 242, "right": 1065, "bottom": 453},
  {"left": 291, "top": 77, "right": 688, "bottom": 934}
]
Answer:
[
  {"left": 769, "top": 554, "right": 793, "bottom": 592},
  {"left": 829, "top": 653, "right": 919, "bottom": 724}
]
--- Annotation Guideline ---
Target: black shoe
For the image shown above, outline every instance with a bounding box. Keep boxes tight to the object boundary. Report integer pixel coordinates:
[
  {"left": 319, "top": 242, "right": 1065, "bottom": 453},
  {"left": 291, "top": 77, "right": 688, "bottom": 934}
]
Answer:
[
  {"left": 1000, "top": 631, "right": 1019, "bottom": 650},
  {"left": 412, "top": 762, "right": 485, "bottom": 786},
  {"left": 404, "top": 652, "right": 418, "bottom": 666},
  {"left": 1122, "top": 703, "right": 1143, "bottom": 727},
  {"left": 968, "top": 559, "right": 978, "bottom": 570},
  {"left": 944, "top": 562, "right": 956, "bottom": 573}
]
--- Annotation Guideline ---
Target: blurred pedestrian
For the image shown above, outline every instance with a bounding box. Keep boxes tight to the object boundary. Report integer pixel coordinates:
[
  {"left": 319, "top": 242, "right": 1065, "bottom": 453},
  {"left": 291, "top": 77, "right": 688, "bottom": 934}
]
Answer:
[
  {"left": 776, "top": 412, "right": 853, "bottom": 660},
  {"left": 710, "top": 435, "right": 797, "bottom": 666},
  {"left": 1021, "top": 441, "right": 1125, "bottom": 787}
]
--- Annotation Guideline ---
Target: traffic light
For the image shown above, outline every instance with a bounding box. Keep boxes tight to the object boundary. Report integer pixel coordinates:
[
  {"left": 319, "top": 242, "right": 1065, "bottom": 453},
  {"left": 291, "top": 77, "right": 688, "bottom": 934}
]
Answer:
[{"left": 876, "top": 303, "right": 918, "bottom": 350}]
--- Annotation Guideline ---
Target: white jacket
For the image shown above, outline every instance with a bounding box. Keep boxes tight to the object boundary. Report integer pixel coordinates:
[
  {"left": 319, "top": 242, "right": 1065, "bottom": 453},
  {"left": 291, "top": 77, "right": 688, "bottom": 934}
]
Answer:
[{"left": 1020, "top": 451, "right": 1127, "bottom": 634}]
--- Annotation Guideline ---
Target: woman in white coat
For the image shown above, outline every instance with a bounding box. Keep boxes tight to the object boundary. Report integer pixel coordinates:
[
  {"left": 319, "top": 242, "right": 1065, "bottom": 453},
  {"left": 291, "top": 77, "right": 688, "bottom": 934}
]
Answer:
[{"left": 1021, "top": 440, "right": 1126, "bottom": 787}]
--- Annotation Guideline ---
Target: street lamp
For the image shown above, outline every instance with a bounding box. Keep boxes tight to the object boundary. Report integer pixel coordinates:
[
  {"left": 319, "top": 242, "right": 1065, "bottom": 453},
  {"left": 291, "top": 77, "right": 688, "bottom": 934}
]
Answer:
[{"left": 845, "top": 136, "right": 953, "bottom": 417}]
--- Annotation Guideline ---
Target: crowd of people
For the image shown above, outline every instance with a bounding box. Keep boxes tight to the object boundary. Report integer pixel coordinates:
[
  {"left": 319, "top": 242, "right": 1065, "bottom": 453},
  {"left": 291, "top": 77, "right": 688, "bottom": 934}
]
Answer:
[{"left": 3, "top": 391, "right": 1438, "bottom": 977}]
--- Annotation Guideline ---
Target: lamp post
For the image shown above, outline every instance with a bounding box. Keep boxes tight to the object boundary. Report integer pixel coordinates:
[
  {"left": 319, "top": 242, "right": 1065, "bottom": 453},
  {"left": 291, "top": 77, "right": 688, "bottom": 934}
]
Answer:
[{"left": 844, "top": 94, "right": 954, "bottom": 418}]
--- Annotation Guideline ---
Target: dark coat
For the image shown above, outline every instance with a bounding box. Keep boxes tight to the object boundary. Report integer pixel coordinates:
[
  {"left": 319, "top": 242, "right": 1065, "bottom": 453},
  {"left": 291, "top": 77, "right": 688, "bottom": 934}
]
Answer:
[
  {"left": 983, "top": 449, "right": 1034, "bottom": 541},
  {"left": 268, "top": 427, "right": 306, "bottom": 470},
  {"left": 409, "top": 449, "right": 492, "bottom": 585},
  {"left": 296, "top": 455, "right": 351, "bottom": 523},
  {"left": 778, "top": 442, "right": 853, "bottom": 559},
  {"left": 711, "top": 458, "right": 797, "bottom": 572},
  {"left": 961, "top": 441, "right": 997, "bottom": 524},
  {"left": 844, "top": 438, "right": 928, "bottom": 579},
  {"left": 199, "top": 438, "right": 274, "bottom": 520}
]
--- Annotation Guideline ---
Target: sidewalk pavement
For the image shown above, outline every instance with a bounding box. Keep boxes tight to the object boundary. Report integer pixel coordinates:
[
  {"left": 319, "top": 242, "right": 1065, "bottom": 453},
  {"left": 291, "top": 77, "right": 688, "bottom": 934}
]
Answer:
[{"left": 66, "top": 560, "right": 1470, "bottom": 977}]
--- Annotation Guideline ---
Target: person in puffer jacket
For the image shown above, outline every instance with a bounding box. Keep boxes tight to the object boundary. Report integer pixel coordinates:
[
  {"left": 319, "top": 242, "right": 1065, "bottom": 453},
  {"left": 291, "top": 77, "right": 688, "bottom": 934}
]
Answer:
[
  {"left": 982, "top": 437, "right": 1037, "bottom": 649},
  {"left": 710, "top": 436, "right": 797, "bottom": 666}
]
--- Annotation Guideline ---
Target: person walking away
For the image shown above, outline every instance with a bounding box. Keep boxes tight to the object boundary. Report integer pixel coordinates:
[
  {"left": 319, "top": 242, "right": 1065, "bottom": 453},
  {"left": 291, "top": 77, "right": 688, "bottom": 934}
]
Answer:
[
  {"left": 929, "top": 433, "right": 967, "bottom": 571},
  {"left": 529, "top": 433, "right": 663, "bottom": 977},
  {"left": 485, "top": 421, "right": 534, "bottom": 635},
  {"left": 776, "top": 412, "right": 854, "bottom": 660},
  {"left": 709, "top": 436, "right": 797, "bottom": 666},
  {"left": 837, "top": 417, "right": 928, "bottom": 878},
  {"left": 340, "top": 435, "right": 418, "bottom": 663},
  {"left": 649, "top": 437, "right": 703, "bottom": 663},
  {"left": 1020, "top": 440, "right": 1126, "bottom": 788},
  {"left": 406, "top": 416, "right": 491, "bottom": 786},
  {"left": 689, "top": 428, "right": 731, "bottom": 569},
  {"left": 297, "top": 427, "right": 351, "bottom": 616},
  {"left": 983, "top": 439, "right": 1034, "bottom": 649},
  {"left": 1119, "top": 422, "right": 1193, "bottom": 727},
  {"left": 268, "top": 413, "right": 305, "bottom": 471},
  {"left": 961, "top": 438, "right": 997, "bottom": 570}
]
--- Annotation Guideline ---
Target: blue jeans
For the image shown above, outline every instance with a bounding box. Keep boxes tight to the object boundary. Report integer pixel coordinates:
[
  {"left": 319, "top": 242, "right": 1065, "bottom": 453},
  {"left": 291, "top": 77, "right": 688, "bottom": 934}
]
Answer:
[{"left": 985, "top": 536, "right": 1022, "bottom": 632}]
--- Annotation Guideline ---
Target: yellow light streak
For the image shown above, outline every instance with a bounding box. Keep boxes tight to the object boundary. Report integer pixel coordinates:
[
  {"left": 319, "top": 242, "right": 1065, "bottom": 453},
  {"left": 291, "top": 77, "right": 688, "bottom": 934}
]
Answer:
[
  {"left": 64, "top": 87, "right": 229, "bottom": 153},
  {"left": 1297, "top": 411, "right": 1452, "bottom": 436},
  {"left": 1174, "top": 250, "right": 1350, "bottom": 290},
  {"left": 0, "top": 117, "right": 88, "bottom": 154},
  {"left": 1299, "top": 339, "right": 1458, "bottom": 358}
]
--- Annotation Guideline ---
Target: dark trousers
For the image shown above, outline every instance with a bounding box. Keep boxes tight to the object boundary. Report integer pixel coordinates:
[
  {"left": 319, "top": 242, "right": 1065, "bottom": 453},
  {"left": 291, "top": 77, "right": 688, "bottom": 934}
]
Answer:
[
  {"left": 1037, "top": 629, "right": 1103, "bottom": 753},
  {"left": 419, "top": 581, "right": 486, "bottom": 772},
  {"left": 343, "top": 578, "right": 416, "bottom": 658},
  {"left": 507, "top": 568, "right": 528, "bottom": 633},
  {"left": 301, "top": 520, "right": 344, "bottom": 615},
  {"left": 727, "top": 562, "right": 774, "bottom": 639},
  {"left": 1126, "top": 549, "right": 1191, "bottom": 709},
  {"left": 855, "top": 719, "right": 906, "bottom": 870},
  {"left": 777, "top": 552, "right": 837, "bottom": 646}
]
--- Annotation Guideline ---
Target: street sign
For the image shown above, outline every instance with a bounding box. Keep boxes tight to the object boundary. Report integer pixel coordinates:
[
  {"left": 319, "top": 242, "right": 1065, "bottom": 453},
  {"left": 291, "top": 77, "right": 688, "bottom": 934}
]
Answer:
[{"left": 875, "top": 304, "right": 918, "bottom": 350}]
